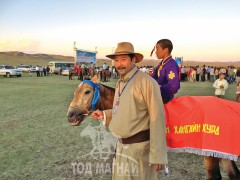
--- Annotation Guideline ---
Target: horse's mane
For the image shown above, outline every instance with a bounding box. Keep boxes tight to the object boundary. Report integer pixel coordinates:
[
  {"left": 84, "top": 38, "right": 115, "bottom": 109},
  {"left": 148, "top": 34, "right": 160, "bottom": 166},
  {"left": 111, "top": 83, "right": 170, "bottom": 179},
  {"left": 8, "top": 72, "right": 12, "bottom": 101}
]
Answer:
[{"left": 99, "top": 83, "right": 116, "bottom": 91}]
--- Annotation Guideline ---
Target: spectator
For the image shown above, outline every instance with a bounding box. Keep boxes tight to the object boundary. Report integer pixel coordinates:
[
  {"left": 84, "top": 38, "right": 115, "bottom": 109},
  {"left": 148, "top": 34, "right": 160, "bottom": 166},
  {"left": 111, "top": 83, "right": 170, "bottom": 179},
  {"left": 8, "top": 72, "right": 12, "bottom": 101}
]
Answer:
[
  {"left": 59, "top": 66, "right": 62, "bottom": 75},
  {"left": 207, "top": 66, "right": 211, "bottom": 81},
  {"left": 142, "top": 66, "right": 147, "bottom": 73},
  {"left": 89, "top": 62, "right": 95, "bottom": 72},
  {"left": 180, "top": 66, "right": 185, "bottom": 81},
  {"left": 201, "top": 65, "right": 206, "bottom": 82},
  {"left": 46, "top": 66, "right": 50, "bottom": 76},
  {"left": 189, "top": 67, "right": 196, "bottom": 82},
  {"left": 43, "top": 66, "right": 47, "bottom": 76},
  {"left": 74, "top": 63, "right": 78, "bottom": 73},
  {"left": 210, "top": 66, "right": 215, "bottom": 82},
  {"left": 78, "top": 66, "right": 82, "bottom": 81},
  {"left": 196, "top": 66, "right": 201, "bottom": 81},
  {"left": 81, "top": 63, "right": 85, "bottom": 69},
  {"left": 236, "top": 67, "right": 240, "bottom": 84},
  {"left": 228, "top": 67, "right": 234, "bottom": 84},
  {"left": 213, "top": 73, "right": 228, "bottom": 98},
  {"left": 36, "top": 65, "right": 40, "bottom": 77},
  {"left": 236, "top": 82, "right": 240, "bottom": 102},
  {"left": 215, "top": 67, "right": 219, "bottom": 81},
  {"left": 39, "top": 66, "right": 43, "bottom": 76},
  {"left": 112, "top": 66, "right": 117, "bottom": 79},
  {"left": 233, "top": 67, "right": 237, "bottom": 82},
  {"left": 103, "top": 63, "right": 107, "bottom": 70},
  {"left": 219, "top": 67, "right": 226, "bottom": 74}
]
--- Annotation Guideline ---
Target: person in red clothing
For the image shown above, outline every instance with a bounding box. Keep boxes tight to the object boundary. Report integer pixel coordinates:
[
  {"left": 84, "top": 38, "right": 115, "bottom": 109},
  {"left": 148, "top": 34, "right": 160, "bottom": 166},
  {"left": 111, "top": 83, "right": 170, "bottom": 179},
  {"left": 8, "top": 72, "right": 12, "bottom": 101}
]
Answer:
[
  {"left": 77, "top": 65, "right": 83, "bottom": 81},
  {"left": 74, "top": 63, "right": 78, "bottom": 73}
]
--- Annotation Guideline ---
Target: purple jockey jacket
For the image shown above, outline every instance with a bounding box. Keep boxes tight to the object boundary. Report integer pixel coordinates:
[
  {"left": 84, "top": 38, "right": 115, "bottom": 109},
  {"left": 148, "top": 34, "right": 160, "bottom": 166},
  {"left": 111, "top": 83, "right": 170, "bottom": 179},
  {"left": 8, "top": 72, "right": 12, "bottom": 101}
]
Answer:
[{"left": 152, "top": 57, "right": 180, "bottom": 104}]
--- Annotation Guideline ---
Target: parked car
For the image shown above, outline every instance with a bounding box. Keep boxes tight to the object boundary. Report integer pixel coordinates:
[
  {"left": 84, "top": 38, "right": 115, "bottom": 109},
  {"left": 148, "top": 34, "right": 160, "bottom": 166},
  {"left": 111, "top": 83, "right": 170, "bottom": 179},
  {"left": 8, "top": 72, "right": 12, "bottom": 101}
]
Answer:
[
  {"left": 16, "top": 64, "right": 34, "bottom": 72},
  {"left": 62, "top": 67, "right": 72, "bottom": 76},
  {"left": 0, "top": 65, "right": 22, "bottom": 77},
  {"left": 30, "top": 66, "right": 37, "bottom": 72}
]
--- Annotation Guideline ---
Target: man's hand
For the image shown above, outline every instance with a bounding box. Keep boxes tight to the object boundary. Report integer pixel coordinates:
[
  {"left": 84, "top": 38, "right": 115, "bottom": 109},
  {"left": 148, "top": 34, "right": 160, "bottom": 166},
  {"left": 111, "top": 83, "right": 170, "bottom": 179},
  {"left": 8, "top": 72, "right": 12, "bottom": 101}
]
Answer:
[
  {"left": 91, "top": 110, "right": 103, "bottom": 120},
  {"left": 149, "top": 163, "right": 163, "bottom": 172},
  {"left": 154, "top": 164, "right": 163, "bottom": 172}
]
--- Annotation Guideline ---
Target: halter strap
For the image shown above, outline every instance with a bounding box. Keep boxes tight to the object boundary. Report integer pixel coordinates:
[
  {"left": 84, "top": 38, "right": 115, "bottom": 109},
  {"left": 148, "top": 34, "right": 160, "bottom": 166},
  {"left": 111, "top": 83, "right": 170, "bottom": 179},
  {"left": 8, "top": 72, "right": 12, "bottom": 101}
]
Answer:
[{"left": 82, "top": 80, "right": 100, "bottom": 110}]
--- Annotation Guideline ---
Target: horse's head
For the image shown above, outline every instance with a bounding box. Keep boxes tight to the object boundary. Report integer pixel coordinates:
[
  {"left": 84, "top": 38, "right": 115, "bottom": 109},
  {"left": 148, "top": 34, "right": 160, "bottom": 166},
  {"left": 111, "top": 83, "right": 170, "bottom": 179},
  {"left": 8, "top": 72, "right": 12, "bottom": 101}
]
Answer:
[{"left": 67, "top": 75, "right": 99, "bottom": 126}]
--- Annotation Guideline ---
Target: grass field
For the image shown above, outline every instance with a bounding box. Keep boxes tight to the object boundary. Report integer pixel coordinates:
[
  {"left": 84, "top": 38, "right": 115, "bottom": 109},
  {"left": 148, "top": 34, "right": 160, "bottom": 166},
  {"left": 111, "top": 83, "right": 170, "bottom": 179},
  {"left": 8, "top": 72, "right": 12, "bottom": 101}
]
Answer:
[{"left": 0, "top": 73, "right": 239, "bottom": 179}]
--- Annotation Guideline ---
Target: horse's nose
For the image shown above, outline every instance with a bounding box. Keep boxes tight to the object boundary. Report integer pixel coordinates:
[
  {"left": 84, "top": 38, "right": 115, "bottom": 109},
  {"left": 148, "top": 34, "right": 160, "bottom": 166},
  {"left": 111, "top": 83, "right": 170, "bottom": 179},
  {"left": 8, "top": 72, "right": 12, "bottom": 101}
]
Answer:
[
  {"left": 68, "top": 111, "right": 74, "bottom": 119},
  {"left": 67, "top": 107, "right": 84, "bottom": 123},
  {"left": 67, "top": 109, "right": 77, "bottom": 123}
]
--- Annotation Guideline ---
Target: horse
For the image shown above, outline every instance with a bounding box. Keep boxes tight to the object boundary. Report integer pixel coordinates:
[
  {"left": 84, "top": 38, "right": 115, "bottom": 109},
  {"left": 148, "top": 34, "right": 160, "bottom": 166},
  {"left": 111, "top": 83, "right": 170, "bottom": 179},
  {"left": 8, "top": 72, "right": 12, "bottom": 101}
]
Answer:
[
  {"left": 82, "top": 68, "right": 89, "bottom": 80},
  {"left": 67, "top": 75, "right": 240, "bottom": 180},
  {"left": 101, "top": 69, "right": 111, "bottom": 82},
  {"left": 69, "top": 69, "right": 78, "bottom": 80},
  {"left": 89, "top": 68, "right": 95, "bottom": 78}
]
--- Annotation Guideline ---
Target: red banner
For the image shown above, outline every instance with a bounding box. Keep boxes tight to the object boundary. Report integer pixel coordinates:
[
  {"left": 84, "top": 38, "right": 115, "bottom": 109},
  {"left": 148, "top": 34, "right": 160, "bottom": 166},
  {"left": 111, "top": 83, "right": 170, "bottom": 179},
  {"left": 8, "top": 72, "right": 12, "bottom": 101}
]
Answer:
[{"left": 164, "top": 96, "right": 240, "bottom": 161}]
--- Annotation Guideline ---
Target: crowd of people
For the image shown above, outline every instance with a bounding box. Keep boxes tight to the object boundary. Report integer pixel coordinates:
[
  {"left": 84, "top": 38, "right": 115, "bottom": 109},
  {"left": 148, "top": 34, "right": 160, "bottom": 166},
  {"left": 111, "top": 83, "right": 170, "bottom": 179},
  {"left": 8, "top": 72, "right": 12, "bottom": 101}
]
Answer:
[
  {"left": 180, "top": 65, "right": 240, "bottom": 83},
  {"left": 35, "top": 65, "right": 51, "bottom": 77},
  {"left": 32, "top": 59, "right": 240, "bottom": 102},
  {"left": 139, "top": 66, "right": 154, "bottom": 76},
  {"left": 179, "top": 65, "right": 240, "bottom": 102},
  {"left": 71, "top": 62, "right": 120, "bottom": 81}
]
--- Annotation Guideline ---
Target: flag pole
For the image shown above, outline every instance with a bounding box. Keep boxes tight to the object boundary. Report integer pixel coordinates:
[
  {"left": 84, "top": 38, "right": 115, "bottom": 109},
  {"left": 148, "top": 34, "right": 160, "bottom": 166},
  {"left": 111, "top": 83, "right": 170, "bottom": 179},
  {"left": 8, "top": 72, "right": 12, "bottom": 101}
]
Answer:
[{"left": 73, "top": 42, "right": 77, "bottom": 65}]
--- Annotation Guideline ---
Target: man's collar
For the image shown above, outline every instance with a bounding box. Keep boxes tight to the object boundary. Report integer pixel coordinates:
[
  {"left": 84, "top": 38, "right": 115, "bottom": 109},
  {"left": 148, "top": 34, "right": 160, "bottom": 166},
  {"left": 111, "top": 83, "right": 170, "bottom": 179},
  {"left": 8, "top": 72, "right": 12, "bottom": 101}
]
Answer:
[{"left": 120, "top": 66, "right": 138, "bottom": 83}]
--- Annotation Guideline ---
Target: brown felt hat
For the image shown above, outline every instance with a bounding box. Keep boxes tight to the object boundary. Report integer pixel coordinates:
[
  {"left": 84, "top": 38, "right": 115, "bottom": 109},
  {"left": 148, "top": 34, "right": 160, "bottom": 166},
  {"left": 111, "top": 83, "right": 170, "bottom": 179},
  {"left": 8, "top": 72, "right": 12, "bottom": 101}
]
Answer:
[{"left": 106, "top": 42, "right": 143, "bottom": 63}]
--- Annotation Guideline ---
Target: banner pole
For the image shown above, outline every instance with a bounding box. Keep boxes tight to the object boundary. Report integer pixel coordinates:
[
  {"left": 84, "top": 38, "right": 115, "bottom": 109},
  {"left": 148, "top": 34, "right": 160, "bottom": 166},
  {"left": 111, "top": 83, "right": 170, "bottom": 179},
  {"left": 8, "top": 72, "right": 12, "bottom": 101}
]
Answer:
[
  {"left": 73, "top": 42, "right": 77, "bottom": 65},
  {"left": 95, "top": 46, "right": 98, "bottom": 67}
]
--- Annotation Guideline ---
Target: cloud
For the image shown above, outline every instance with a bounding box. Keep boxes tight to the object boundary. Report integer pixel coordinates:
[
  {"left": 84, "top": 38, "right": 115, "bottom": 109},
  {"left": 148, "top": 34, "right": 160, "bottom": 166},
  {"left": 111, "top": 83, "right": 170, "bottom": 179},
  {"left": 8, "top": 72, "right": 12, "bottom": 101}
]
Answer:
[{"left": 0, "top": 39, "right": 40, "bottom": 53}]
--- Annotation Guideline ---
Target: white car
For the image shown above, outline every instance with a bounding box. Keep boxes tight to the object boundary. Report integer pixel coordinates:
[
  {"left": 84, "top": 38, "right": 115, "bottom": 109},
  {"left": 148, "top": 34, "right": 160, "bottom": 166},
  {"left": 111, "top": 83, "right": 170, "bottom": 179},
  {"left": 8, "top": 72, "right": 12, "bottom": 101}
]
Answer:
[
  {"left": 62, "top": 67, "right": 72, "bottom": 76},
  {"left": 0, "top": 65, "right": 22, "bottom": 77},
  {"left": 16, "top": 65, "right": 34, "bottom": 72}
]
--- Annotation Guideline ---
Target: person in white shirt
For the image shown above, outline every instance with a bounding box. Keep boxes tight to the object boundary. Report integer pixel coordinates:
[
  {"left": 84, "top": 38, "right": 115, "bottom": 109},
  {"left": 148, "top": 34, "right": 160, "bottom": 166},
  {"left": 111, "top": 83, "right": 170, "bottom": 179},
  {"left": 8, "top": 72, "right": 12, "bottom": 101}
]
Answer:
[
  {"left": 213, "top": 73, "right": 228, "bottom": 98},
  {"left": 103, "top": 63, "right": 107, "bottom": 70},
  {"left": 35, "top": 65, "right": 40, "bottom": 77},
  {"left": 209, "top": 66, "right": 215, "bottom": 82},
  {"left": 141, "top": 66, "right": 147, "bottom": 73}
]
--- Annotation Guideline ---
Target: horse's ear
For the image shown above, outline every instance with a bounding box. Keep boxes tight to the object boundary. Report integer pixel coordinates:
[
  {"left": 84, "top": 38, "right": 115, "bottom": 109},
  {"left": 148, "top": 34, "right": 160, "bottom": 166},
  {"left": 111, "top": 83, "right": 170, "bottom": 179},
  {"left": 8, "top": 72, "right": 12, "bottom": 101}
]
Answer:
[{"left": 91, "top": 74, "right": 99, "bottom": 83}]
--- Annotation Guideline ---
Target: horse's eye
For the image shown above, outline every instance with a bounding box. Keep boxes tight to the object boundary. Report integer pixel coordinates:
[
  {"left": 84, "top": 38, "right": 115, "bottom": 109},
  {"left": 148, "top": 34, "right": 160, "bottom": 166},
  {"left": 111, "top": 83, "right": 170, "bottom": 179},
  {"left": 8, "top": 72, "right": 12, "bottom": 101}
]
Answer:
[{"left": 85, "top": 90, "right": 91, "bottom": 95}]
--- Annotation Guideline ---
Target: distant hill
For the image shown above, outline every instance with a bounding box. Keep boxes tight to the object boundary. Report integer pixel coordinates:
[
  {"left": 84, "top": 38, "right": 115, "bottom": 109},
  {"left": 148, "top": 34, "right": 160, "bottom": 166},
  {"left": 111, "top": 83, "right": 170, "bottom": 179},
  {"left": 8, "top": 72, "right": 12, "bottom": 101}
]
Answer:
[
  {"left": 0, "top": 51, "right": 239, "bottom": 67},
  {"left": 0, "top": 51, "right": 74, "bottom": 66}
]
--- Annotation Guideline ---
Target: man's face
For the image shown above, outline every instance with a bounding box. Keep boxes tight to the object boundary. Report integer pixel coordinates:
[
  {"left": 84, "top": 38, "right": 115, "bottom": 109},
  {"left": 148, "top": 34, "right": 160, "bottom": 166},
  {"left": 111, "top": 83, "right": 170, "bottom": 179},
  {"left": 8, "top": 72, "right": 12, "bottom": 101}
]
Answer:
[
  {"left": 155, "top": 43, "right": 168, "bottom": 59},
  {"left": 114, "top": 55, "right": 135, "bottom": 76}
]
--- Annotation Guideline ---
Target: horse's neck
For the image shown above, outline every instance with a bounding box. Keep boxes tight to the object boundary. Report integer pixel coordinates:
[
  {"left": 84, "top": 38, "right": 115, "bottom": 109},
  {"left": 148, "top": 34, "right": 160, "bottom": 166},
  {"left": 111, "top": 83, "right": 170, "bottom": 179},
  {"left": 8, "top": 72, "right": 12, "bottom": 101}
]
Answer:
[{"left": 96, "top": 84, "right": 115, "bottom": 110}]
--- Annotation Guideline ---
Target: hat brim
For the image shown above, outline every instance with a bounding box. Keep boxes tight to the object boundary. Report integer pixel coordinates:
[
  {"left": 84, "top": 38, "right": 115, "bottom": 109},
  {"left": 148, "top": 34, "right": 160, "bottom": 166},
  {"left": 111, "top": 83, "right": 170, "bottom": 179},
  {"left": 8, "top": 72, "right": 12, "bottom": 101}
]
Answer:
[{"left": 106, "top": 52, "right": 143, "bottom": 63}]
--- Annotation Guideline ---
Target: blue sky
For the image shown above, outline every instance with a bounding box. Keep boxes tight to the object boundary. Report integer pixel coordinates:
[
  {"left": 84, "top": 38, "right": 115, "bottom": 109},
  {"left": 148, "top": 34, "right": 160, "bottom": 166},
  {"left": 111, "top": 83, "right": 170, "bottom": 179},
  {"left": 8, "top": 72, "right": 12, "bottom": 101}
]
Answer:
[{"left": 0, "top": 0, "right": 240, "bottom": 61}]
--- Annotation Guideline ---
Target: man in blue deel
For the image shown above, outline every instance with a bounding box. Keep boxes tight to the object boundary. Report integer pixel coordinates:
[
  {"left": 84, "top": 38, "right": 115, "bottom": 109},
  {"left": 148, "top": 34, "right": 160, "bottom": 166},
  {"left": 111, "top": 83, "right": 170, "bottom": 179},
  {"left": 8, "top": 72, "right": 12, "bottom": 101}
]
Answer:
[{"left": 151, "top": 39, "right": 180, "bottom": 104}]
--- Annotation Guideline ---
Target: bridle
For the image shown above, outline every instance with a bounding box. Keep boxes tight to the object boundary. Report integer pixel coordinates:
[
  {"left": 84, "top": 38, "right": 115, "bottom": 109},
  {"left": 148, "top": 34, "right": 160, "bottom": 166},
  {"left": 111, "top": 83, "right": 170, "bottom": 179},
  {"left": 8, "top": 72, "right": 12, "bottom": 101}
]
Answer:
[{"left": 73, "top": 80, "right": 103, "bottom": 118}]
